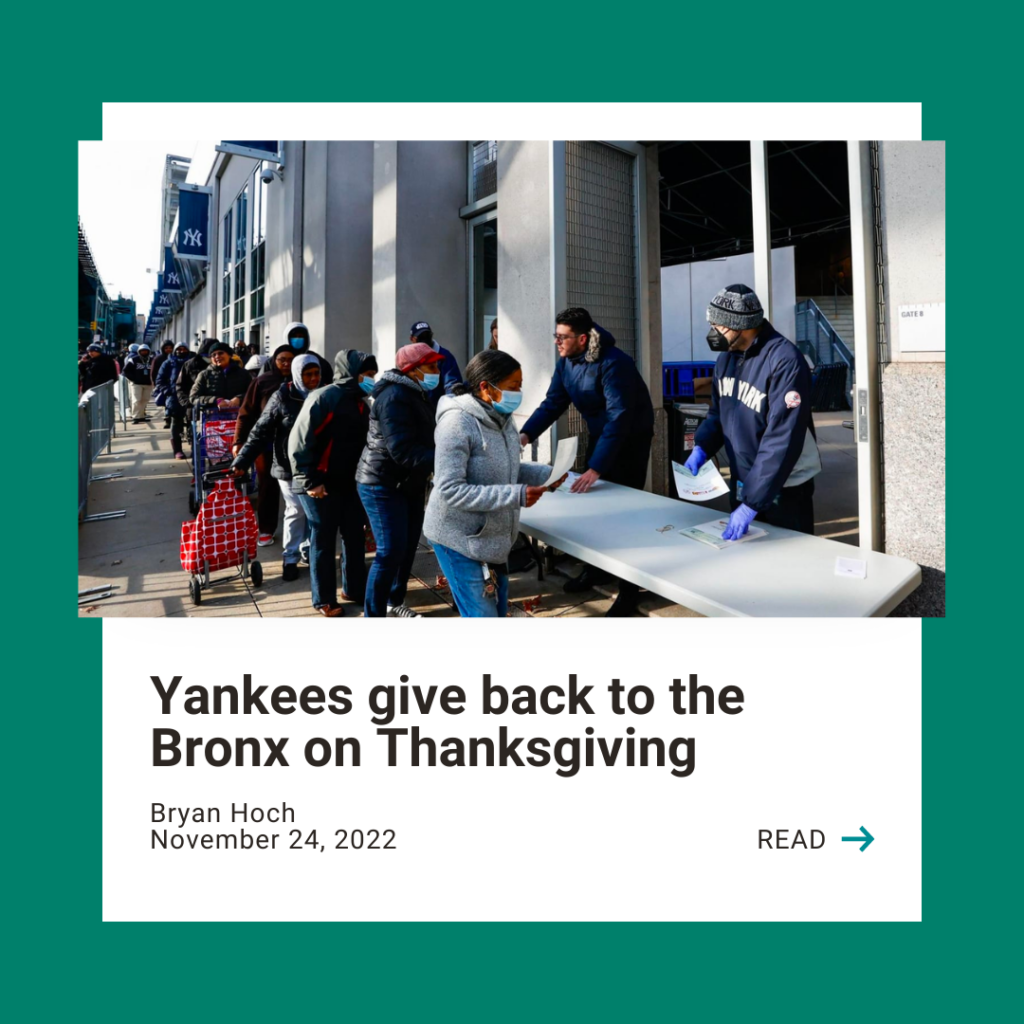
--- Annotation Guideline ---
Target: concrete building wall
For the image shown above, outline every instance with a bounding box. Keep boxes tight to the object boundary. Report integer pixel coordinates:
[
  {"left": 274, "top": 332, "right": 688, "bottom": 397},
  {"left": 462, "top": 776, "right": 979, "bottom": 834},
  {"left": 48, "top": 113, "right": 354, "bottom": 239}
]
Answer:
[
  {"left": 266, "top": 141, "right": 303, "bottom": 353},
  {"left": 878, "top": 141, "right": 946, "bottom": 616},
  {"left": 496, "top": 141, "right": 558, "bottom": 463},
  {"left": 301, "top": 142, "right": 329, "bottom": 358},
  {"left": 372, "top": 142, "right": 467, "bottom": 372},
  {"left": 662, "top": 246, "right": 797, "bottom": 364},
  {"left": 324, "top": 142, "right": 374, "bottom": 366}
]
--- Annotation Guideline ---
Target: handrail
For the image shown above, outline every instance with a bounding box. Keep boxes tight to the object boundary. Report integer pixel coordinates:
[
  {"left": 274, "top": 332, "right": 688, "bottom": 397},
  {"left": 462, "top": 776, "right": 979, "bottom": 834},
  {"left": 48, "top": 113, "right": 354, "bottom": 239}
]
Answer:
[
  {"left": 78, "top": 380, "right": 117, "bottom": 521},
  {"left": 795, "top": 298, "right": 854, "bottom": 369}
]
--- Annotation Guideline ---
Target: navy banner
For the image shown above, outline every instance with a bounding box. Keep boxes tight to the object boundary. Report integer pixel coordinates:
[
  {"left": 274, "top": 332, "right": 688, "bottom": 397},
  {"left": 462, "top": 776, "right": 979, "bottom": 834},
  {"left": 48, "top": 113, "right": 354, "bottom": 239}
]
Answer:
[
  {"left": 163, "top": 246, "right": 182, "bottom": 293},
  {"left": 176, "top": 188, "right": 211, "bottom": 261}
]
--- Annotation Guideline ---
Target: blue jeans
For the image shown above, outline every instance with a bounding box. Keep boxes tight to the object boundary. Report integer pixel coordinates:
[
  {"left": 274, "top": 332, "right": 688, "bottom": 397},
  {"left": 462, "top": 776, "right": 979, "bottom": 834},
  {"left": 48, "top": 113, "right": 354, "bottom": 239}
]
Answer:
[
  {"left": 297, "top": 484, "right": 367, "bottom": 609},
  {"left": 357, "top": 483, "right": 425, "bottom": 618},
  {"left": 432, "top": 541, "right": 508, "bottom": 618}
]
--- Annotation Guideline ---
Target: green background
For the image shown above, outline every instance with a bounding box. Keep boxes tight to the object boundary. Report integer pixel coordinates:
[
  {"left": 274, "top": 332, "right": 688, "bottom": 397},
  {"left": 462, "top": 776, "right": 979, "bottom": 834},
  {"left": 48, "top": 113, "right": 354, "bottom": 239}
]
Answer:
[{"left": 11, "top": 6, "right": 1005, "bottom": 1018}]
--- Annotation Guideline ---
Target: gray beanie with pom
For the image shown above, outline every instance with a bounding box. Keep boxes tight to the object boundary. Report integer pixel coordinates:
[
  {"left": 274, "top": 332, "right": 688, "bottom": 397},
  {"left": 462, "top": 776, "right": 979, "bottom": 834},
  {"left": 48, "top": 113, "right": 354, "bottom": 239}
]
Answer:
[{"left": 707, "top": 284, "right": 764, "bottom": 332}]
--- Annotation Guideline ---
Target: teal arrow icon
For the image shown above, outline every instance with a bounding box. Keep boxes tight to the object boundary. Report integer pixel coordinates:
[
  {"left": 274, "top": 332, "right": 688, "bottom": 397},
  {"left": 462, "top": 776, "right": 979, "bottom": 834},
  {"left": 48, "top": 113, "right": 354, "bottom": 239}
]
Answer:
[{"left": 841, "top": 826, "right": 875, "bottom": 852}]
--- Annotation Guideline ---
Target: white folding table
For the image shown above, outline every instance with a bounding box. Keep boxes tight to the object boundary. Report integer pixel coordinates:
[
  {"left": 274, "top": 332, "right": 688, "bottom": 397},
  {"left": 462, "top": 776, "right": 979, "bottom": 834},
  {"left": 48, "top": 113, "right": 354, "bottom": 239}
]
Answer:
[{"left": 519, "top": 480, "right": 920, "bottom": 617}]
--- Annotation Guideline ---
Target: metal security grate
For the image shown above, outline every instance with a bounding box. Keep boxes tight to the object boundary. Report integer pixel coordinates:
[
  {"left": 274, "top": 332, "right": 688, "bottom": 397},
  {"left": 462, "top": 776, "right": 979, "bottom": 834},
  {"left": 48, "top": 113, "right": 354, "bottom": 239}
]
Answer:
[
  {"left": 471, "top": 141, "right": 498, "bottom": 202},
  {"left": 564, "top": 142, "right": 639, "bottom": 469}
]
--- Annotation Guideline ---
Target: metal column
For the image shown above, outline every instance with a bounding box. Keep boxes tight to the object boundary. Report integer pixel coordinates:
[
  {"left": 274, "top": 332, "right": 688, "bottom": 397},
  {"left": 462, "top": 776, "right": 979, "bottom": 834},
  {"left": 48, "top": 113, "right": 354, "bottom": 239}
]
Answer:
[
  {"left": 750, "top": 142, "right": 773, "bottom": 319},
  {"left": 847, "top": 142, "right": 883, "bottom": 552}
]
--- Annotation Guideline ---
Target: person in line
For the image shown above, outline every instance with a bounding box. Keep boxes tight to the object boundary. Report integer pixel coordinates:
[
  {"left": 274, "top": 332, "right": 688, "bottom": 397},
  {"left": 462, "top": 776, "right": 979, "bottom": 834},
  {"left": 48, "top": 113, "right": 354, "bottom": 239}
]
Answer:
[
  {"left": 79, "top": 342, "right": 119, "bottom": 391},
  {"left": 519, "top": 306, "right": 655, "bottom": 617},
  {"left": 290, "top": 350, "right": 378, "bottom": 617},
  {"left": 282, "top": 321, "right": 333, "bottom": 385},
  {"left": 244, "top": 353, "right": 269, "bottom": 379},
  {"left": 190, "top": 342, "right": 252, "bottom": 410},
  {"left": 175, "top": 337, "right": 215, "bottom": 419},
  {"left": 150, "top": 340, "right": 175, "bottom": 427},
  {"left": 233, "top": 354, "right": 327, "bottom": 582},
  {"left": 123, "top": 342, "right": 154, "bottom": 423},
  {"left": 489, "top": 318, "right": 499, "bottom": 350},
  {"left": 425, "top": 350, "right": 565, "bottom": 617},
  {"left": 156, "top": 342, "right": 192, "bottom": 460},
  {"left": 233, "top": 344, "right": 296, "bottom": 548},
  {"left": 409, "top": 321, "right": 462, "bottom": 405},
  {"left": 685, "top": 284, "right": 821, "bottom": 539},
  {"left": 355, "top": 342, "right": 441, "bottom": 618}
]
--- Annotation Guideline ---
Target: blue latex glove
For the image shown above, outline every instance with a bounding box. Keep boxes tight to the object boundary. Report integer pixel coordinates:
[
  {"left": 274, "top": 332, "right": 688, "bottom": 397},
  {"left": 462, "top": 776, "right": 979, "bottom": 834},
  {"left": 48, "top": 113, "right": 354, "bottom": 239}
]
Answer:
[
  {"left": 683, "top": 445, "right": 708, "bottom": 477},
  {"left": 722, "top": 503, "right": 758, "bottom": 541}
]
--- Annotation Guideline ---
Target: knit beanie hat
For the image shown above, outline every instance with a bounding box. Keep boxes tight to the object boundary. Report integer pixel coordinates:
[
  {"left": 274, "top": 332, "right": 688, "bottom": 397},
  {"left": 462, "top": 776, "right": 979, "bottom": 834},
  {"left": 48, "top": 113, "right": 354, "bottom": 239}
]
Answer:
[
  {"left": 707, "top": 284, "right": 764, "bottom": 332},
  {"left": 209, "top": 341, "right": 232, "bottom": 356}
]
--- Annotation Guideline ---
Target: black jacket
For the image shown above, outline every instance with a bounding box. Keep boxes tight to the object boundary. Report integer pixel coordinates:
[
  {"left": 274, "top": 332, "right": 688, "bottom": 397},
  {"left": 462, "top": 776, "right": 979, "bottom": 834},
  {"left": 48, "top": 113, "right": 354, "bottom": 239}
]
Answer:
[
  {"left": 233, "top": 382, "right": 306, "bottom": 482},
  {"left": 79, "top": 354, "right": 118, "bottom": 390},
  {"left": 290, "top": 379, "right": 370, "bottom": 492},
  {"left": 235, "top": 370, "right": 287, "bottom": 446},
  {"left": 176, "top": 353, "right": 208, "bottom": 410},
  {"left": 190, "top": 363, "right": 252, "bottom": 408},
  {"left": 355, "top": 371, "right": 435, "bottom": 492},
  {"left": 122, "top": 355, "right": 152, "bottom": 386}
]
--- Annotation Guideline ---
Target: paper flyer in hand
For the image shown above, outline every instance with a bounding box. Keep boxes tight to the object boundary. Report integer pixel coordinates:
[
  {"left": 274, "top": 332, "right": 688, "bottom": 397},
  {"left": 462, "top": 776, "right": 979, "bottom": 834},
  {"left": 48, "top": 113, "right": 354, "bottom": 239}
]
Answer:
[
  {"left": 680, "top": 518, "right": 768, "bottom": 550},
  {"left": 672, "top": 460, "right": 729, "bottom": 502},
  {"left": 541, "top": 436, "right": 578, "bottom": 486}
]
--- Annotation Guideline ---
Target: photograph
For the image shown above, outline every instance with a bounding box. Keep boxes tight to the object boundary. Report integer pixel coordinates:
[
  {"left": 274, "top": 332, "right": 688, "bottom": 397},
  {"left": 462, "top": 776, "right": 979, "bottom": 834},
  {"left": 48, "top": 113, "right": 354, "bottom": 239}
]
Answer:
[{"left": 77, "top": 138, "right": 945, "bottom": 619}]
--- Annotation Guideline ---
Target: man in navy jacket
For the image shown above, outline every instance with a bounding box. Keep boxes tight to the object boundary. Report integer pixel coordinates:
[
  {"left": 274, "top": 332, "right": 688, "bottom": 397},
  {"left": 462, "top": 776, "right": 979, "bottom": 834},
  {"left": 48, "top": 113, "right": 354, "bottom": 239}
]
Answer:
[
  {"left": 409, "top": 321, "right": 462, "bottom": 408},
  {"left": 687, "top": 284, "right": 821, "bottom": 539},
  {"left": 520, "top": 306, "right": 655, "bottom": 616}
]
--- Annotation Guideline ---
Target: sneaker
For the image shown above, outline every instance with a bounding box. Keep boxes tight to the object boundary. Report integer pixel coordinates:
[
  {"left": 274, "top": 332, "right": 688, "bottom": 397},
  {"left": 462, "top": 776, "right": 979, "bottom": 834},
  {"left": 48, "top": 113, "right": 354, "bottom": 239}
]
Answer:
[
  {"left": 258, "top": 534, "right": 275, "bottom": 548},
  {"left": 387, "top": 604, "right": 422, "bottom": 618},
  {"left": 282, "top": 562, "right": 299, "bottom": 582},
  {"left": 174, "top": 452, "right": 185, "bottom": 460},
  {"left": 298, "top": 545, "right": 311, "bottom": 565}
]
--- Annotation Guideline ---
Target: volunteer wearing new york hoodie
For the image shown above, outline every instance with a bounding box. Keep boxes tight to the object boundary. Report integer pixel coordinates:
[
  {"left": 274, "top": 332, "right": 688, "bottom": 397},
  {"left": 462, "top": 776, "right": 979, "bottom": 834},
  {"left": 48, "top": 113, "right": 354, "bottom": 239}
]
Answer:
[
  {"left": 425, "top": 350, "right": 565, "bottom": 618},
  {"left": 686, "top": 284, "right": 822, "bottom": 539}
]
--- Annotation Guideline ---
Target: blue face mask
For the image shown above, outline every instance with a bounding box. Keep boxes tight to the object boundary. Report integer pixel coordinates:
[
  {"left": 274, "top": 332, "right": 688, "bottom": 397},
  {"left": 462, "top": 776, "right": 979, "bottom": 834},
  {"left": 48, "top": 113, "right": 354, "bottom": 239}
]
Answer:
[
  {"left": 289, "top": 336, "right": 305, "bottom": 350},
  {"left": 359, "top": 377, "right": 376, "bottom": 395},
  {"left": 419, "top": 372, "right": 440, "bottom": 391},
  {"left": 490, "top": 388, "right": 523, "bottom": 415}
]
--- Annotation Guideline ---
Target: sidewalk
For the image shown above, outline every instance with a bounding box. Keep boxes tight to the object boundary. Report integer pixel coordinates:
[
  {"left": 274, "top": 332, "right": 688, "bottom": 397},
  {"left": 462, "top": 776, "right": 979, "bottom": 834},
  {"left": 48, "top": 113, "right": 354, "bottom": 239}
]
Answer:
[
  {"left": 79, "top": 398, "right": 680, "bottom": 619},
  {"left": 78, "top": 403, "right": 859, "bottom": 619}
]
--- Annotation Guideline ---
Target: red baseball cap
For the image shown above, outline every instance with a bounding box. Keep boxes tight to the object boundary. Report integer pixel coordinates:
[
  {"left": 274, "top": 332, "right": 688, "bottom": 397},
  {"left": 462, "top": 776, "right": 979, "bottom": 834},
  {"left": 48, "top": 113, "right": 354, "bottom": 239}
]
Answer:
[{"left": 396, "top": 342, "right": 444, "bottom": 373}]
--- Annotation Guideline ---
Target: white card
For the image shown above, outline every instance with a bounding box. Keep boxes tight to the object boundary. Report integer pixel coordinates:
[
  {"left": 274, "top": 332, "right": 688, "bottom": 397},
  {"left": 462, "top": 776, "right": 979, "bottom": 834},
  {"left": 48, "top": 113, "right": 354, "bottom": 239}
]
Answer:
[{"left": 835, "top": 556, "right": 867, "bottom": 579}]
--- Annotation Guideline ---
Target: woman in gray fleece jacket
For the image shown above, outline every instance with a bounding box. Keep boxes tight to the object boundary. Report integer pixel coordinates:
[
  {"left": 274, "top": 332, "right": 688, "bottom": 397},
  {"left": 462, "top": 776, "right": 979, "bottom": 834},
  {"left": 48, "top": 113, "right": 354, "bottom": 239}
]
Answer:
[{"left": 424, "top": 350, "right": 565, "bottom": 617}]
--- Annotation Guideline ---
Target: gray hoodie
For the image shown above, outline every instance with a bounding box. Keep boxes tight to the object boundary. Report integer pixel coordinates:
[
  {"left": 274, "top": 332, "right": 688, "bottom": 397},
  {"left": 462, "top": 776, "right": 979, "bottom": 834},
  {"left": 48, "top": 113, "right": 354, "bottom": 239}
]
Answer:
[{"left": 424, "top": 394, "right": 553, "bottom": 564}]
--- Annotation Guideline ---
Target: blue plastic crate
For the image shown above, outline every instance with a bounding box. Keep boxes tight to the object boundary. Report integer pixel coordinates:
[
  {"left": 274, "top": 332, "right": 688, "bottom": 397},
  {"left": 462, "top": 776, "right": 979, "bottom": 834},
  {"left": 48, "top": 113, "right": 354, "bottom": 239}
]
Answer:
[{"left": 663, "top": 361, "right": 716, "bottom": 399}]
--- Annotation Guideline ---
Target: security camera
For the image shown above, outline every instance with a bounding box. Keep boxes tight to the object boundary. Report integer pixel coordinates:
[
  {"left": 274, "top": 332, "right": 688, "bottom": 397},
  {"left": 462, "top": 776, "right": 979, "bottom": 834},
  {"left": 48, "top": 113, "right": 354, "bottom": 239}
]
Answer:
[{"left": 261, "top": 167, "right": 276, "bottom": 184}]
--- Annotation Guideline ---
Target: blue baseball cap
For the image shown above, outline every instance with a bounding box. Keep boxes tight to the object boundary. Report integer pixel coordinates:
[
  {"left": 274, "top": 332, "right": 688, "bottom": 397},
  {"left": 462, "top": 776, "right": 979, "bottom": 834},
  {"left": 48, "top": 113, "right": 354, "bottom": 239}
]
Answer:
[{"left": 410, "top": 321, "right": 432, "bottom": 338}]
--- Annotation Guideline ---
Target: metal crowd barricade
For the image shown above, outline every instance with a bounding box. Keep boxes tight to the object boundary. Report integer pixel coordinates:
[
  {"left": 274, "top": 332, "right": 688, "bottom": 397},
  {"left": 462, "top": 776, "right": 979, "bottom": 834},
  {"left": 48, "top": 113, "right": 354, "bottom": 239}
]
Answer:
[
  {"left": 78, "top": 381, "right": 121, "bottom": 522},
  {"left": 116, "top": 372, "right": 130, "bottom": 427}
]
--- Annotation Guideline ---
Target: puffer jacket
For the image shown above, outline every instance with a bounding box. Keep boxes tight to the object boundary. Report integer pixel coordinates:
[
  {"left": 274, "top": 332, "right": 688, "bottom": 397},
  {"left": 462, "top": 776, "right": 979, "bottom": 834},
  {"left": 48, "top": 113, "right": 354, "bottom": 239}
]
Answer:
[
  {"left": 424, "top": 394, "right": 553, "bottom": 564},
  {"left": 354, "top": 370, "right": 436, "bottom": 491},
  {"left": 289, "top": 350, "right": 373, "bottom": 492},
  {"left": 156, "top": 355, "right": 188, "bottom": 415},
  {"left": 520, "top": 324, "right": 655, "bottom": 476},
  {"left": 233, "top": 381, "right": 306, "bottom": 481},
  {"left": 189, "top": 362, "right": 252, "bottom": 408}
]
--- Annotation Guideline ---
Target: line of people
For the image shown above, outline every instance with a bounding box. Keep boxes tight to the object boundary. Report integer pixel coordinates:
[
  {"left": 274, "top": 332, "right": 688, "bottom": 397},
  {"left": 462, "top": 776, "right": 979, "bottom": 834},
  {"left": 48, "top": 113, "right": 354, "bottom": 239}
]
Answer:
[{"left": 83, "top": 283, "right": 816, "bottom": 620}]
